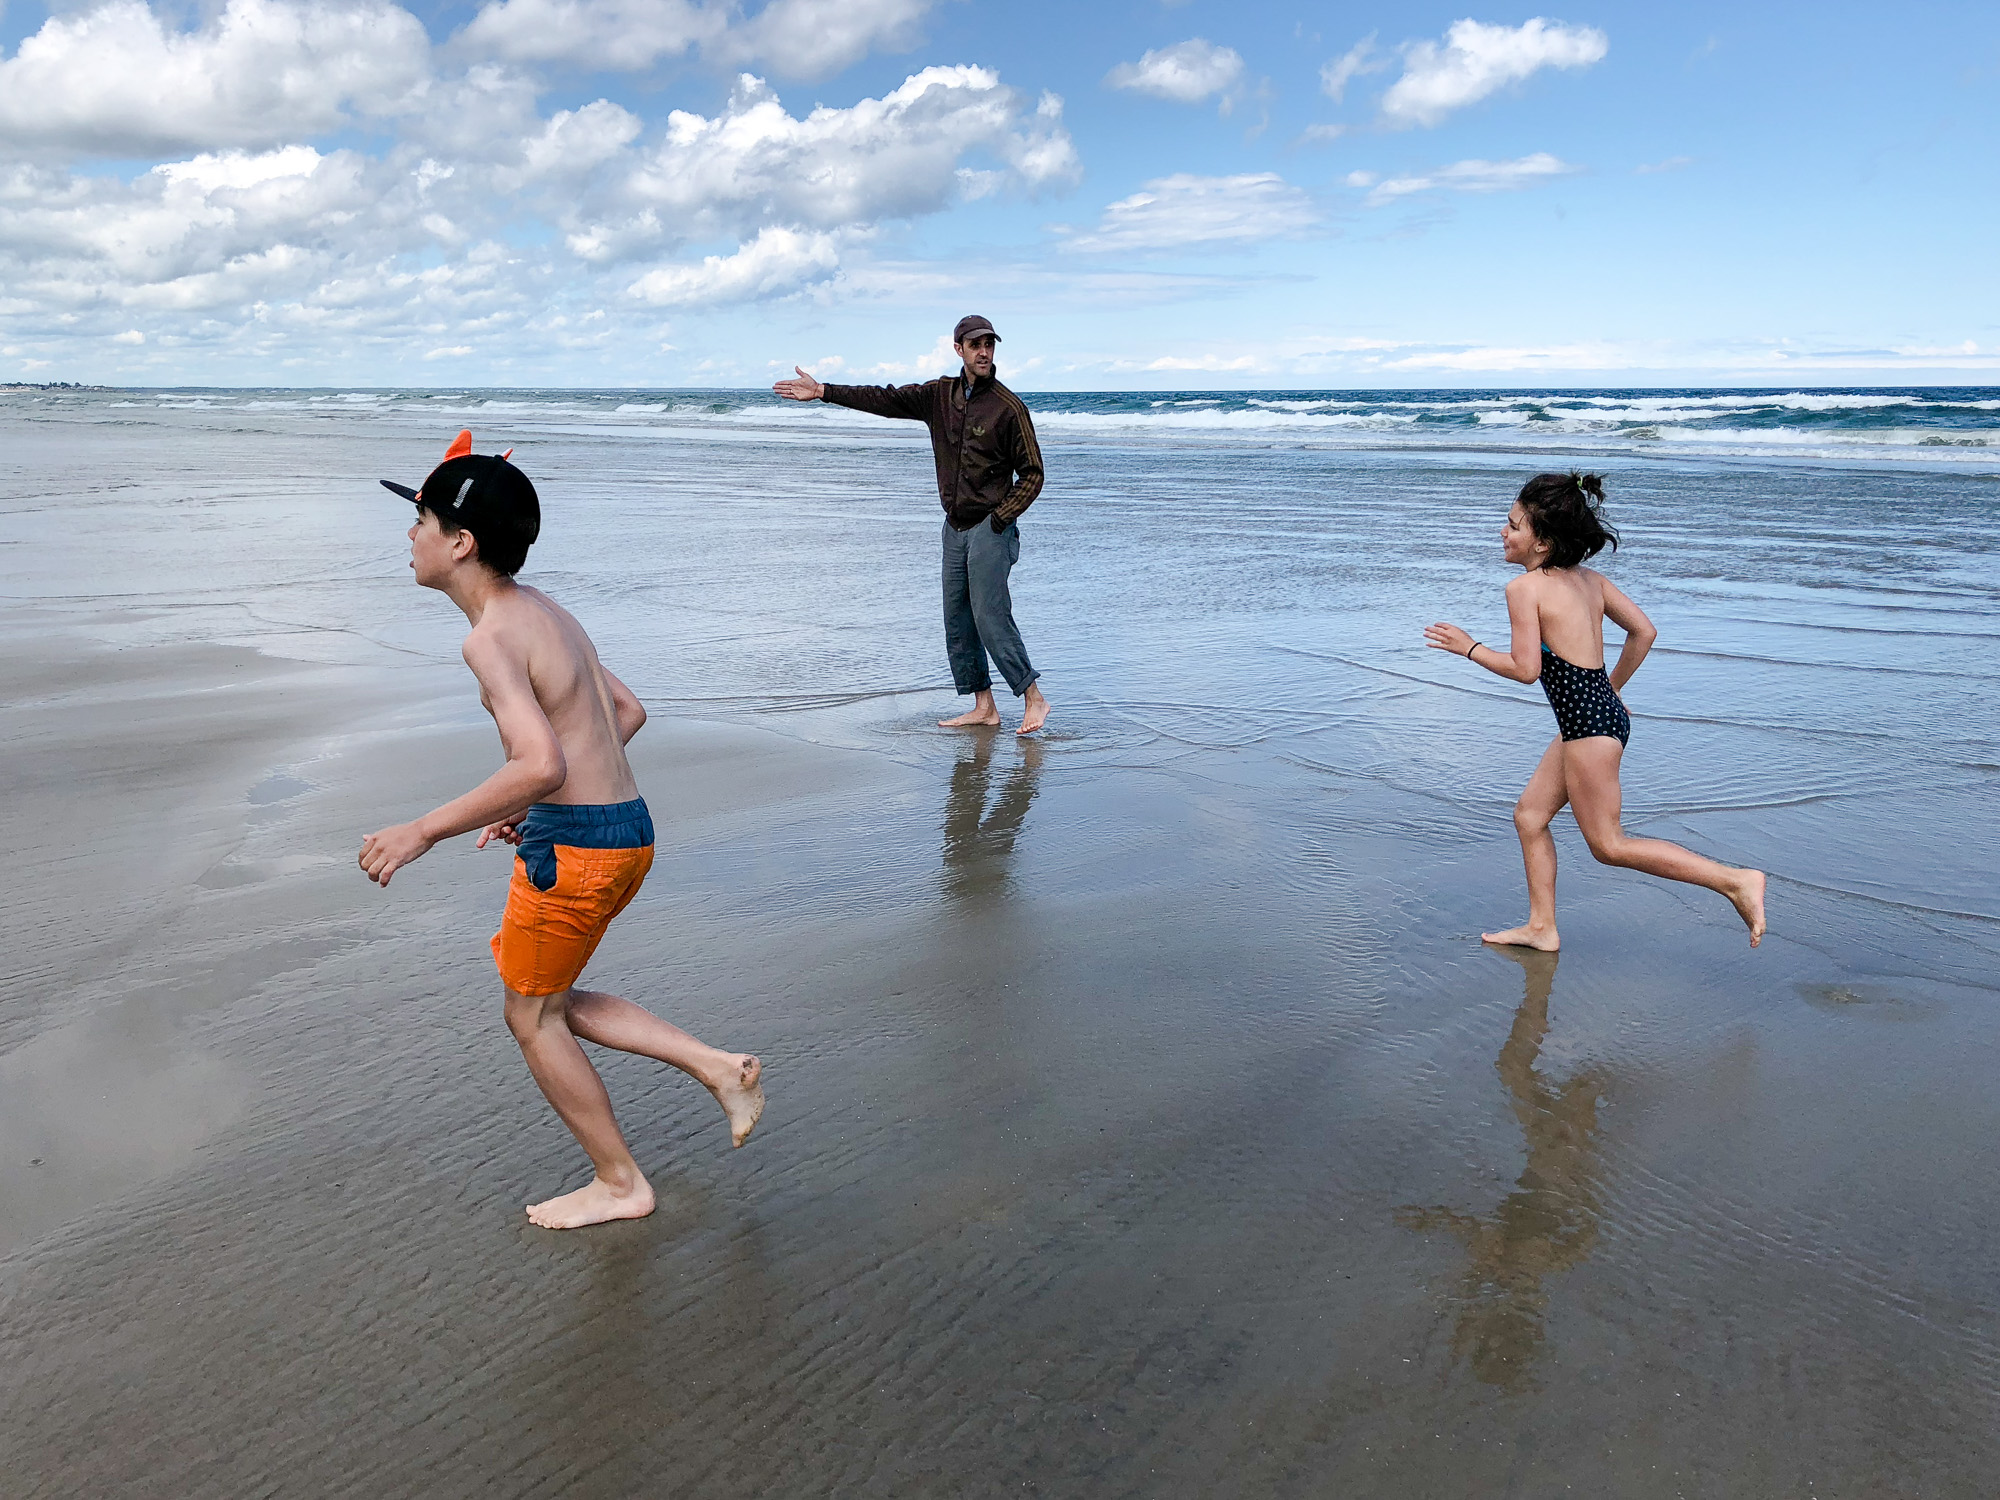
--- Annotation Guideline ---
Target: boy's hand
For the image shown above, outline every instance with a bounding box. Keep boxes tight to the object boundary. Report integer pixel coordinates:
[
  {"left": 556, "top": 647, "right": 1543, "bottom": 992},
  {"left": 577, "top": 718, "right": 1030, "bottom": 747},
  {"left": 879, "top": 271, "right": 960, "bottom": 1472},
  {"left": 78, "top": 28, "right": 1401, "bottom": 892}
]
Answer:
[
  {"left": 359, "top": 821, "right": 436, "bottom": 887},
  {"left": 477, "top": 821, "right": 524, "bottom": 848}
]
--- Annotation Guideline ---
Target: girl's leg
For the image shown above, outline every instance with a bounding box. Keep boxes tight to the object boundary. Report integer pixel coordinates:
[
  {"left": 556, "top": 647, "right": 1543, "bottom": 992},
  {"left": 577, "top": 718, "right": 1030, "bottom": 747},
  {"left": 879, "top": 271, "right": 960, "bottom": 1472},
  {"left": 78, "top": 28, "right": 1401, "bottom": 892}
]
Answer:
[
  {"left": 1483, "top": 739, "right": 1568, "bottom": 951},
  {"left": 1561, "top": 738, "right": 1767, "bottom": 946},
  {"left": 565, "top": 988, "right": 765, "bottom": 1147}
]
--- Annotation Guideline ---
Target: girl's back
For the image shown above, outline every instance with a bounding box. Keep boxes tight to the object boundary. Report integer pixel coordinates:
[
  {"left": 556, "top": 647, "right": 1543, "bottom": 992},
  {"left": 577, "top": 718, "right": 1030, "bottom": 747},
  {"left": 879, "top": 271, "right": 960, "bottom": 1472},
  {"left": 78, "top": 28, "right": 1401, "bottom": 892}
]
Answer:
[{"left": 1527, "top": 565, "right": 1608, "bottom": 668}]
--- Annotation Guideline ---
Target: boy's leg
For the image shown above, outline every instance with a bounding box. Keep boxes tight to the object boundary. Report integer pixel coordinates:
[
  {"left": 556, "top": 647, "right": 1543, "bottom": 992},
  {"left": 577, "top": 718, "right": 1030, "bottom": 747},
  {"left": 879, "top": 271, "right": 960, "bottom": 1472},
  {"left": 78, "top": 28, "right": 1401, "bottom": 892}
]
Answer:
[
  {"left": 564, "top": 988, "right": 765, "bottom": 1147},
  {"left": 504, "top": 985, "right": 656, "bottom": 1229}
]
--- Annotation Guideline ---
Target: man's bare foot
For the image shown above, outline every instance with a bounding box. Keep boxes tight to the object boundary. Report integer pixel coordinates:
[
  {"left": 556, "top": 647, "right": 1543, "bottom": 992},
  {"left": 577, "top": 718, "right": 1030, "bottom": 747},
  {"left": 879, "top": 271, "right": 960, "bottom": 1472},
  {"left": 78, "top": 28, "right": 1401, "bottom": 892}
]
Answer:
[
  {"left": 708, "top": 1054, "right": 765, "bottom": 1147},
  {"left": 1730, "top": 869, "right": 1767, "bottom": 947},
  {"left": 1481, "top": 922, "right": 1560, "bottom": 952},
  {"left": 939, "top": 705, "right": 1001, "bottom": 727},
  {"left": 1017, "top": 684, "right": 1050, "bottom": 736},
  {"left": 526, "top": 1173, "right": 655, "bottom": 1230}
]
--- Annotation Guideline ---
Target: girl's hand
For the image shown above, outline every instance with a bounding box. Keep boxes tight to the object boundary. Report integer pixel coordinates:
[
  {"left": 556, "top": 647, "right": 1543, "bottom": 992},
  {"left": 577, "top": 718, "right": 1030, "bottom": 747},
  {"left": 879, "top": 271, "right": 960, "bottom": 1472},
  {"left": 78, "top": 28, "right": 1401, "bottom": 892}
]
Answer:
[
  {"left": 477, "top": 820, "right": 523, "bottom": 849},
  {"left": 1425, "top": 622, "right": 1474, "bottom": 656}
]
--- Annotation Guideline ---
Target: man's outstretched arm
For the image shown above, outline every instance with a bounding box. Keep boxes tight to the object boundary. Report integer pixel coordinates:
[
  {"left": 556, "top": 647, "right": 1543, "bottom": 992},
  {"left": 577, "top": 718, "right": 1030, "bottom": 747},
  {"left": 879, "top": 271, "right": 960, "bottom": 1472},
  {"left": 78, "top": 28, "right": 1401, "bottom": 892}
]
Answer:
[
  {"left": 359, "top": 634, "right": 568, "bottom": 887},
  {"left": 774, "top": 365, "right": 930, "bottom": 421}
]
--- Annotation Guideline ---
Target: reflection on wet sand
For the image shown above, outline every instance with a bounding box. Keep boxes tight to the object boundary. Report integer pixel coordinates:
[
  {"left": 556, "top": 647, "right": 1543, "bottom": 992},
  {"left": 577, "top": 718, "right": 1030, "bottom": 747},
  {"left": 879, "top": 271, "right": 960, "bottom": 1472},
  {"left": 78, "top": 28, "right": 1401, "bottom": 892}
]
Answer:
[
  {"left": 1398, "top": 948, "right": 1607, "bottom": 1391},
  {"left": 941, "top": 734, "right": 1043, "bottom": 905}
]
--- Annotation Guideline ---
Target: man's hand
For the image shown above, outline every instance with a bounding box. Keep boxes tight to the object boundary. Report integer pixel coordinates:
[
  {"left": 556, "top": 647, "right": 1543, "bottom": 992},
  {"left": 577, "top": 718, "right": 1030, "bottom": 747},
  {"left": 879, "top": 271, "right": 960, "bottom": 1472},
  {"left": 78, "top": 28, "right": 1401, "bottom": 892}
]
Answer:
[
  {"left": 359, "top": 821, "right": 436, "bottom": 888},
  {"left": 477, "top": 820, "right": 524, "bottom": 849},
  {"left": 772, "top": 366, "right": 824, "bottom": 402}
]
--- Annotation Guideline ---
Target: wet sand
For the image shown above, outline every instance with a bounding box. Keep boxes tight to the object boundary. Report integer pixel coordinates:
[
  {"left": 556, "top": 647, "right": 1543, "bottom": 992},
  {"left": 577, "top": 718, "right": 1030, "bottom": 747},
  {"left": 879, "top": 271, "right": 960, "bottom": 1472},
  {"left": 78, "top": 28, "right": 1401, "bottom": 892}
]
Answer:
[
  {"left": 6, "top": 390, "right": 2000, "bottom": 1496},
  {"left": 7, "top": 612, "right": 2000, "bottom": 1497}
]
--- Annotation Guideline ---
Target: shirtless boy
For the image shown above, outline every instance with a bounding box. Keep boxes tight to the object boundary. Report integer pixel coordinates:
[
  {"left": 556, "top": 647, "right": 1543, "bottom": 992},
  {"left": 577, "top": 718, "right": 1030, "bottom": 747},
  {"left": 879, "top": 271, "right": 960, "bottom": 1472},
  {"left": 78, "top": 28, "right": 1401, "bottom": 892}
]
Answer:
[{"left": 359, "top": 431, "right": 764, "bottom": 1229}]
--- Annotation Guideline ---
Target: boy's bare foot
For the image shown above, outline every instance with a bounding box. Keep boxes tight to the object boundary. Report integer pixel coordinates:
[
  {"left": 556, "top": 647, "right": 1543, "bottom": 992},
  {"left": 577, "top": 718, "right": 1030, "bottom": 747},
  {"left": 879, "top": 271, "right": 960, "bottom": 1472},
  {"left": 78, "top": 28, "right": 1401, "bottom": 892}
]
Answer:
[
  {"left": 1017, "top": 684, "right": 1050, "bottom": 736},
  {"left": 1481, "top": 922, "right": 1560, "bottom": 952},
  {"left": 1730, "top": 869, "right": 1767, "bottom": 947},
  {"left": 709, "top": 1053, "right": 765, "bottom": 1147},
  {"left": 526, "top": 1173, "right": 656, "bottom": 1230}
]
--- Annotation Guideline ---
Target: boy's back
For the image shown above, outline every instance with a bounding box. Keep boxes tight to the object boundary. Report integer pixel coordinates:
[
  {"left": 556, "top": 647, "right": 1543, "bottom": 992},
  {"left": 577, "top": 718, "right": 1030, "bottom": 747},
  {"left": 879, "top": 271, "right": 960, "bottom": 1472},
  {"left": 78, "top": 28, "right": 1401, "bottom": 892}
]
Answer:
[{"left": 467, "top": 584, "right": 639, "bottom": 808}]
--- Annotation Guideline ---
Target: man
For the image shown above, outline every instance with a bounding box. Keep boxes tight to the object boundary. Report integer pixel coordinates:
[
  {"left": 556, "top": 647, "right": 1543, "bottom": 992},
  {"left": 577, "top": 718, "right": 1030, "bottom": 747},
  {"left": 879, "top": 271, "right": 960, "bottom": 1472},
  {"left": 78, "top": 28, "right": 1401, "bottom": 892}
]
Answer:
[
  {"left": 359, "top": 430, "right": 764, "bottom": 1231},
  {"left": 774, "top": 314, "right": 1052, "bottom": 735}
]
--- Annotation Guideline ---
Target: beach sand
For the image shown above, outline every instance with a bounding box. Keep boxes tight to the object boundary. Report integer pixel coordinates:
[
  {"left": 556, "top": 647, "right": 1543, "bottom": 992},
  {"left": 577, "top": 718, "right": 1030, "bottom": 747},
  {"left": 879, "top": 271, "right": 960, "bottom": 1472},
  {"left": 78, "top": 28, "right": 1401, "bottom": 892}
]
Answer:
[
  {"left": 5, "top": 391, "right": 2000, "bottom": 1496},
  {"left": 6, "top": 612, "right": 2000, "bottom": 1497}
]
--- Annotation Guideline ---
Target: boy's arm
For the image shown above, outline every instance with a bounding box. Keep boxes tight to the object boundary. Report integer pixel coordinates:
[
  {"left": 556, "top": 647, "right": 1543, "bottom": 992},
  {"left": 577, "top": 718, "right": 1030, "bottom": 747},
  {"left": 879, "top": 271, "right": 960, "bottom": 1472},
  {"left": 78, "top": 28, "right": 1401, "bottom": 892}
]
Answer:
[
  {"left": 602, "top": 667, "right": 646, "bottom": 745},
  {"left": 1599, "top": 574, "right": 1657, "bottom": 691},
  {"left": 359, "top": 634, "right": 568, "bottom": 888}
]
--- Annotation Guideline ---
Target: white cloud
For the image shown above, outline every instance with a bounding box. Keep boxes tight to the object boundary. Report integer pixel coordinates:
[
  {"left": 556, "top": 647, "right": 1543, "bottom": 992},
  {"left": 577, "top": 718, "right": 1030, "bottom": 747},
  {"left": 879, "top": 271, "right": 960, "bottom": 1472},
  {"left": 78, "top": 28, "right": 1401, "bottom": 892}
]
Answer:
[
  {"left": 112, "top": 329, "right": 146, "bottom": 344},
  {"left": 1636, "top": 155, "right": 1693, "bottom": 174},
  {"left": 1362, "top": 152, "right": 1577, "bottom": 204},
  {"left": 460, "top": 0, "right": 719, "bottom": 70},
  {"left": 572, "top": 68, "right": 1077, "bottom": 261},
  {"left": 1063, "top": 173, "right": 1318, "bottom": 253},
  {"left": 1381, "top": 18, "right": 1607, "bottom": 128},
  {"left": 509, "top": 101, "right": 645, "bottom": 188},
  {"left": 157, "top": 146, "right": 326, "bottom": 192},
  {"left": 630, "top": 226, "right": 841, "bottom": 306},
  {"left": 1319, "top": 35, "right": 1383, "bottom": 101},
  {"left": 719, "top": 0, "right": 934, "bottom": 79},
  {"left": 461, "top": 0, "right": 933, "bottom": 78},
  {"left": 0, "top": 0, "right": 429, "bottom": 157},
  {"left": 1105, "top": 39, "right": 1244, "bottom": 105}
]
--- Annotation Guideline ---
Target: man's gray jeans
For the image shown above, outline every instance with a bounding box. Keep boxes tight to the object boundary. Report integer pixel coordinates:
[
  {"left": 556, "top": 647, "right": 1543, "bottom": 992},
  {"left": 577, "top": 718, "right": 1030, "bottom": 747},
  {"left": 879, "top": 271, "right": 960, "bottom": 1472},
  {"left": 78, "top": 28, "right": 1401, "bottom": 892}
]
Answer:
[{"left": 941, "top": 517, "right": 1038, "bottom": 697}]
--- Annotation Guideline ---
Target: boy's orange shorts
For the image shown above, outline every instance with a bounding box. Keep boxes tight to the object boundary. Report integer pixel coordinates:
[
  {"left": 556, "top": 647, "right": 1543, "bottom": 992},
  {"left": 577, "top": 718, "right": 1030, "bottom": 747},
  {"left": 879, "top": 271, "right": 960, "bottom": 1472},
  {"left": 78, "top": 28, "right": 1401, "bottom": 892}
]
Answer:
[{"left": 490, "top": 798, "right": 655, "bottom": 997}]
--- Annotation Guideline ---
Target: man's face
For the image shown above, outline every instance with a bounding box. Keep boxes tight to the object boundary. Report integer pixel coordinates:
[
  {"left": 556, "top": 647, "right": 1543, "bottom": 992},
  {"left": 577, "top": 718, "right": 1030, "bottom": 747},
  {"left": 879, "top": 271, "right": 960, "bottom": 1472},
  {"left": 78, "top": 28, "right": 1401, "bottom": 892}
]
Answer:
[{"left": 956, "top": 333, "right": 997, "bottom": 380}]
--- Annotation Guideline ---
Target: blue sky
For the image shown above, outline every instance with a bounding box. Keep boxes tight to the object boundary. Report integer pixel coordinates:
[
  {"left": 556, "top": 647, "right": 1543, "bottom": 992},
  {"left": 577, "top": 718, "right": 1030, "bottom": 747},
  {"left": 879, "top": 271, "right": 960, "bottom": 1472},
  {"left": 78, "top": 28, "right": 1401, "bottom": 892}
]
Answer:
[{"left": 1, "top": 0, "right": 1995, "bottom": 388}]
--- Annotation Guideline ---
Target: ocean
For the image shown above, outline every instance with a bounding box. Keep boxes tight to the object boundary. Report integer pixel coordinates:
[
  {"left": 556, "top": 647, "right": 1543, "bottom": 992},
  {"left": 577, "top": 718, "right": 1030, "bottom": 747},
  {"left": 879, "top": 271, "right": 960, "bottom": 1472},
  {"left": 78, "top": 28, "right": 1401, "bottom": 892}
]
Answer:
[{"left": 4, "top": 383, "right": 1999, "bottom": 1495}]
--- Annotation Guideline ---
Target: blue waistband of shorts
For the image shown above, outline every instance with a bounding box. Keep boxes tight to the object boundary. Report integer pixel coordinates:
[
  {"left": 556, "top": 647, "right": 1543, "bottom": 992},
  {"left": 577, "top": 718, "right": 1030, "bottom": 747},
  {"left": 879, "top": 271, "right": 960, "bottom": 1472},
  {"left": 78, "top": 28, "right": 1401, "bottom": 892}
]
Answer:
[{"left": 518, "top": 797, "right": 653, "bottom": 850}]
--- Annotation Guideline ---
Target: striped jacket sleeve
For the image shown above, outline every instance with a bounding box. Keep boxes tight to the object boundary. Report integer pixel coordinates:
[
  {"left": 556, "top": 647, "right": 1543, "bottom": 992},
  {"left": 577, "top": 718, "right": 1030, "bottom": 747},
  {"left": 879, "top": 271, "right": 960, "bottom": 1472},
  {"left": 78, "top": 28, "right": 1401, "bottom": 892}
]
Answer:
[{"left": 992, "top": 395, "right": 1044, "bottom": 526}]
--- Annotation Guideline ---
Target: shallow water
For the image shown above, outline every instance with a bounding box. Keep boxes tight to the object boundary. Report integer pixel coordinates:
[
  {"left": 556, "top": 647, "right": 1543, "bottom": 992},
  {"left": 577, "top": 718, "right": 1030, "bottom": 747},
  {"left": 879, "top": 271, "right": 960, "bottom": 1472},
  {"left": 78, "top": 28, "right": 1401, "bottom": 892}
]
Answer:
[{"left": 3, "top": 388, "right": 1999, "bottom": 1496}]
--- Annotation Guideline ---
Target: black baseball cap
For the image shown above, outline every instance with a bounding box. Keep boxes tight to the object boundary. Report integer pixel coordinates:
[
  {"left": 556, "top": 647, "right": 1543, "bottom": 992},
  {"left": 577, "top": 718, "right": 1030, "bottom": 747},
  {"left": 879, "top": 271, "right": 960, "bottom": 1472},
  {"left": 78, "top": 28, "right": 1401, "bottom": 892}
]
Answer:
[
  {"left": 381, "top": 430, "right": 540, "bottom": 559},
  {"left": 953, "top": 314, "right": 1000, "bottom": 344}
]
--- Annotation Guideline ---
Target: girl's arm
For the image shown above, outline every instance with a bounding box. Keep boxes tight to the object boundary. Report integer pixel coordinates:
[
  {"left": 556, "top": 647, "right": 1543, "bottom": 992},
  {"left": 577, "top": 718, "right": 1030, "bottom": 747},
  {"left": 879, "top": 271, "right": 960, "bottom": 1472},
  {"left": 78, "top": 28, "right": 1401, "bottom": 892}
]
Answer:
[
  {"left": 1598, "top": 575, "right": 1657, "bottom": 691},
  {"left": 1424, "top": 575, "right": 1542, "bottom": 683}
]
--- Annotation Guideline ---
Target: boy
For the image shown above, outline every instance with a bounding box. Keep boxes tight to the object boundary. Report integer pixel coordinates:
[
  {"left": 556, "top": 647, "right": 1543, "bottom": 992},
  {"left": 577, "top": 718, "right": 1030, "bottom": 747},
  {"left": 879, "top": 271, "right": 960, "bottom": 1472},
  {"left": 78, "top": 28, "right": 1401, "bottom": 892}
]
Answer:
[{"left": 360, "top": 431, "right": 764, "bottom": 1230}]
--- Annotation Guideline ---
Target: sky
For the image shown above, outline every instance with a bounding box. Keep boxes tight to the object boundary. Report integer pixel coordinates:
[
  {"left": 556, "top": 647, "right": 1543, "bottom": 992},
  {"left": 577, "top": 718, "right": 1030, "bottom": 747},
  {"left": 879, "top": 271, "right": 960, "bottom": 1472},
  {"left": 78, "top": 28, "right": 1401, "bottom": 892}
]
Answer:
[{"left": 0, "top": 0, "right": 1995, "bottom": 389}]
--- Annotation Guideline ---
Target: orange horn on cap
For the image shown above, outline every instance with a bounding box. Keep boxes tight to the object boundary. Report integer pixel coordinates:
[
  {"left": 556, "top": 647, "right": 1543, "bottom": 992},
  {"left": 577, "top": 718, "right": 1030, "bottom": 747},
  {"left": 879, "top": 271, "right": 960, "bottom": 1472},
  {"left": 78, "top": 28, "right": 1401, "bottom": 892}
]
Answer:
[{"left": 444, "top": 430, "right": 473, "bottom": 460}]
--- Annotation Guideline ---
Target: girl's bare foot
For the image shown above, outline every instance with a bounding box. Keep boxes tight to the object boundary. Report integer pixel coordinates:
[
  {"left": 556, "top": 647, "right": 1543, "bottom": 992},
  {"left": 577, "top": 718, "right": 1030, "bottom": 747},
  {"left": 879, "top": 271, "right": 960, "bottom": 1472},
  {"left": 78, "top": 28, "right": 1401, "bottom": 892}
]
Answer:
[
  {"left": 1017, "top": 684, "right": 1050, "bottom": 735},
  {"left": 1481, "top": 922, "right": 1560, "bottom": 952},
  {"left": 1730, "top": 869, "right": 1767, "bottom": 947},
  {"left": 526, "top": 1173, "right": 656, "bottom": 1230},
  {"left": 708, "top": 1054, "right": 765, "bottom": 1147}
]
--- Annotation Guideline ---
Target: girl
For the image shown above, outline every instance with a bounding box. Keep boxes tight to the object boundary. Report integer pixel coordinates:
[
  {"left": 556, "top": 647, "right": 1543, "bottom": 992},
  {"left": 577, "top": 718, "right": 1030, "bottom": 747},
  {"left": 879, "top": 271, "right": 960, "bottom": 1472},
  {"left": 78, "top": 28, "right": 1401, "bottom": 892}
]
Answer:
[{"left": 1425, "top": 473, "right": 1765, "bottom": 950}]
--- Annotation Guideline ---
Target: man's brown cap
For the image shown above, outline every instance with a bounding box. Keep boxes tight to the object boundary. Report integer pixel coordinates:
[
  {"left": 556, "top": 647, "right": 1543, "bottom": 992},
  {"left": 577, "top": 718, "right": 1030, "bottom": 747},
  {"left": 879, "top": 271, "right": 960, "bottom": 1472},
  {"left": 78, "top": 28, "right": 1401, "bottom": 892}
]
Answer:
[{"left": 953, "top": 314, "right": 1000, "bottom": 344}]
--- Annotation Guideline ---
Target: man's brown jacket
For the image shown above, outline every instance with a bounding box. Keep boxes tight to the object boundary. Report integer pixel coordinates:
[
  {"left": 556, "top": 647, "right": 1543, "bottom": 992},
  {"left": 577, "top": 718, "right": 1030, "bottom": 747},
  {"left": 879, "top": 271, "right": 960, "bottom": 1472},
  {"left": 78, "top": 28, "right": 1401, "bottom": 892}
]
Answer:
[{"left": 821, "top": 372, "right": 1043, "bottom": 532}]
